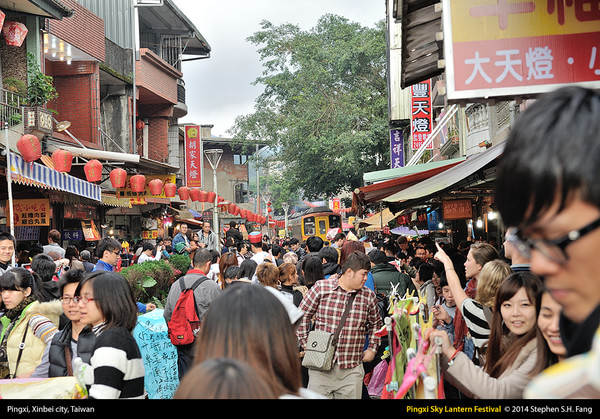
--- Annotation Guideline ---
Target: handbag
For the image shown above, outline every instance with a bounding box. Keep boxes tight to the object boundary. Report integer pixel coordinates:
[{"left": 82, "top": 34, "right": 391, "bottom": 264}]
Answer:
[{"left": 302, "top": 292, "right": 356, "bottom": 371}]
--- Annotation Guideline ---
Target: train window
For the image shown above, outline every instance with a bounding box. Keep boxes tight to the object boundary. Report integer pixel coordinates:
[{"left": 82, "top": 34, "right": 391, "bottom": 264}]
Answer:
[
  {"left": 319, "top": 219, "right": 327, "bottom": 235},
  {"left": 303, "top": 217, "right": 315, "bottom": 236},
  {"left": 329, "top": 215, "right": 341, "bottom": 229}
]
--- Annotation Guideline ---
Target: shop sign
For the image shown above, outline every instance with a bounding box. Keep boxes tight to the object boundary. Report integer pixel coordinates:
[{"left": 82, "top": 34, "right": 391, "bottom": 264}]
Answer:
[
  {"left": 442, "top": 0, "right": 600, "bottom": 101},
  {"left": 63, "top": 230, "right": 84, "bottom": 241},
  {"left": 116, "top": 174, "right": 176, "bottom": 200},
  {"left": 142, "top": 230, "right": 159, "bottom": 240},
  {"left": 81, "top": 220, "right": 101, "bottom": 241},
  {"left": 23, "top": 107, "right": 53, "bottom": 135},
  {"left": 390, "top": 128, "right": 404, "bottom": 168},
  {"left": 443, "top": 199, "right": 473, "bottom": 220},
  {"left": 411, "top": 79, "right": 433, "bottom": 151},
  {"left": 9, "top": 199, "right": 50, "bottom": 226},
  {"left": 184, "top": 125, "right": 202, "bottom": 188}
]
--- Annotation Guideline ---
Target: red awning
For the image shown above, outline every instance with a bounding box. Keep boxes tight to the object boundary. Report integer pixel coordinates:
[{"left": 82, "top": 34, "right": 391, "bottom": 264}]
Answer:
[{"left": 352, "top": 159, "right": 464, "bottom": 216}]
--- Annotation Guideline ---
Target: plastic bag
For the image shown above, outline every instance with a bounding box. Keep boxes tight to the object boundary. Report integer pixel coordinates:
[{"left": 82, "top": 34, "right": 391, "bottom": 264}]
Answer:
[{"left": 367, "top": 359, "right": 389, "bottom": 398}]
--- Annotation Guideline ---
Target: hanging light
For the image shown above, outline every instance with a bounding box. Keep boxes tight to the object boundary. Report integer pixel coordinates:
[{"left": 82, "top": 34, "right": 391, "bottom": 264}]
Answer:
[
  {"left": 164, "top": 182, "right": 177, "bottom": 198},
  {"left": 178, "top": 186, "right": 190, "bottom": 200},
  {"left": 66, "top": 44, "right": 72, "bottom": 65},
  {"left": 148, "top": 178, "right": 164, "bottom": 196},
  {"left": 130, "top": 174, "right": 146, "bottom": 192}
]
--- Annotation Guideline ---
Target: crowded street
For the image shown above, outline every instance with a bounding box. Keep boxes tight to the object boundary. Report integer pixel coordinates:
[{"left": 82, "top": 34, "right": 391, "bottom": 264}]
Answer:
[{"left": 0, "top": 0, "right": 598, "bottom": 412}]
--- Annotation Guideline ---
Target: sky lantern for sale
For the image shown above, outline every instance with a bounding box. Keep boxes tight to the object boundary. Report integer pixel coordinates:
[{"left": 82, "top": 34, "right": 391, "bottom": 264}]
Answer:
[
  {"left": 0, "top": 11, "right": 6, "bottom": 32},
  {"left": 148, "top": 178, "right": 163, "bottom": 195},
  {"left": 189, "top": 187, "right": 201, "bottom": 202},
  {"left": 109, "top": 168, "right": 127, "bottom": 188},
  {"left": 3, "top": 21, "right": 28, "bottom": 47},
  {"left": 130, "top": 174, "right": 146, "bottom": 192},
  {"left": 178, "top": 186, "right": 190, "bottom": 200},
  {"left": 51, "top": 149, "right": 73, "bottom": 172},
  {"left": 164, "top": 182, "right": 177, "bottom": 198},
  {"left": 17, "top": 134, "right": 41, "bottom": 163},
  {"left": 84, "top": 159, "right": 102, "bottom": 182},
  {"left": 198, "top": 190, "right": 208, "bottom": 202},
  {"left": 206, "top": 191, "right": 216, "bottom": 203}
]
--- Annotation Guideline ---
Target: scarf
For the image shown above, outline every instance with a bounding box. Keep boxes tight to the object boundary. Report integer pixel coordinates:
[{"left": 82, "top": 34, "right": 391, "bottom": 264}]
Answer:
[{"left": 0, "top": 295, "right": 36, "bottom": 377}]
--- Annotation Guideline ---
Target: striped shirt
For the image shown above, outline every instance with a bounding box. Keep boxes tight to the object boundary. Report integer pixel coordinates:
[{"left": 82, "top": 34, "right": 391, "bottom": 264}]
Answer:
[
  {"left": 461, "top": 298, "right": 491, "bottom": 349},
  {"left": 297, "top": 277, "right": 382, "bottom": 369},
  {"left": 86, "top": 327, "right": 145, "bottom": 399}
]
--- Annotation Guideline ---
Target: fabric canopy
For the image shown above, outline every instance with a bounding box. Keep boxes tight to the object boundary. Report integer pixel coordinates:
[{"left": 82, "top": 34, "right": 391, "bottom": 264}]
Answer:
[{"left": 10, "top": 153, "right": 102, "bottom": 202}]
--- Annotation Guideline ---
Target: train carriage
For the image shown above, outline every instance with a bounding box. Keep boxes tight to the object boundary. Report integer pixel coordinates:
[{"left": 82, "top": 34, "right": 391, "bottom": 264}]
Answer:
[{"left": 288, "top": 206, "right": 342, "bottom": 242}]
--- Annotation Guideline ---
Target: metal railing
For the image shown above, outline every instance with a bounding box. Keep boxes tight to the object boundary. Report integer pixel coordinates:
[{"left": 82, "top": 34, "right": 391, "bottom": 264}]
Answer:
[{"left": 0, "top": 88, "right": 26, "bottom": 127}]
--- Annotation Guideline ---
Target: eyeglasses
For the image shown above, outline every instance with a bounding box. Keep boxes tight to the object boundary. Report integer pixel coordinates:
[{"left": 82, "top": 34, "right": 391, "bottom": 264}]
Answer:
[
  {"left": 112, "top": 250, "right": 121, "bottom": 255},
  {"left": 73, "top": 296, "right": 95, "bottom": 304},
  {"left": 60, "top": 297, "right": 76, "bottom": 304},
  {"left": 505, "top": 216, "right": 600, "bottom": 264}
]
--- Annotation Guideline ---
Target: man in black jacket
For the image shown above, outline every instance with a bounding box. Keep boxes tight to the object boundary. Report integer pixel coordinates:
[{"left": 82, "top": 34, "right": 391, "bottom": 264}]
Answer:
[{"left": 225, "top": 221, "right": 244, "bottom": 244}]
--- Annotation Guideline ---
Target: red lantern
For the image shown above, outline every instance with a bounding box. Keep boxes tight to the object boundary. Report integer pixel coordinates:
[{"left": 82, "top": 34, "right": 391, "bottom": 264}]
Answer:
[
  {"left": 267, "top": 207, "right": 273, "bottom": 213},
  {"left": 130, "top": 174, "right": 146, "bottom": 192},
  {"left": 136, "top": 119, "right": 145, "bottom": 130},
  {"left": 109, "top": 168, "right": 127, "bottom": 188},
  {"left": 3, "top": 22, "right": 28, "bottom": 47},
  {"left": 239, "top": 209, "right": 247, "bottom": 219},
  {"left": 17, "top": 134, "right": 41, "bottom": 163},
  {"left": 189, "top": 188, "right": 201, "bottom": 202},
  {"left": 206, "top": 191, "right": 216, "bottom": 203},
  {"left": 164, "top": 183, "right": 177, "bottom": 198},
  {"left": 228, "top": 203, "right": 236, "bottom": 214},
  {"left": 217, "top": 195, "right": 225, "bottom": 203},
  {"left": 198, "top": 190, "right": 208, "bottom": 202},
  {"left": 84, "top": 159, "right": 103, "bottom": 182},
  {"left": 51, "top": 149, "right": 73, "bottom": 173},
  {"left": 148, "top": 178, "right": 164, "bottom": 195},
  {"left": 178, "top": 186, "right": 190, "bottom": 200}
]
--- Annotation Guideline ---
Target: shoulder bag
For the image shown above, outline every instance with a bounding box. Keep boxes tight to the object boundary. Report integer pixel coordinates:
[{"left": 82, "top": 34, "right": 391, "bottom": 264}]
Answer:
[{"left": 302, "top": 292, "right": 357, "bottom": 372}]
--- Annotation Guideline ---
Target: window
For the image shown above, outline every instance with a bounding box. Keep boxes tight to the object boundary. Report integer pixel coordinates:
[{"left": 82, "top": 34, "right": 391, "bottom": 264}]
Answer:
[
  {"left": 303, "top": 217, "right": 315, "bottom": 236},
  {"left": 329, "top": 215, "right": 341, "bottom": 229},
  {"left": 319, "top": 219, "right": 327, "bottom": 235},
  {"left": 234, "top": 183, "right": 249, "bottom": 203},
  {"left": 233, "top": 154, "right": 248, "bottom": 165}
]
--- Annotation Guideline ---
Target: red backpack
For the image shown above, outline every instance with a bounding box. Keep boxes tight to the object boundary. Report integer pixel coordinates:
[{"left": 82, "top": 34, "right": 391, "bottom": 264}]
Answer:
[{"left": 167, "top": 275, "right": 208, "bottom": 346}]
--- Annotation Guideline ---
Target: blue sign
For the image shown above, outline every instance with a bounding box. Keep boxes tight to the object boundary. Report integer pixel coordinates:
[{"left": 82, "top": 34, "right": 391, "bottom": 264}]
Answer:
[
  {"left": 63, "top": 230, "right": 83, "bottom": 241},
  {"left": 390, "top": 129, "right": 404, "bottom": 168},
  {"left": 133, "top": 309, "right": 179, "bottom": 399}
]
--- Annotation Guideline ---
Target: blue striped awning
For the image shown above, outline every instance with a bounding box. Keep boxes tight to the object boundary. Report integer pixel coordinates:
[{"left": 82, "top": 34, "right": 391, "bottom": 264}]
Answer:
[{"left": 9, "top": 153, "right": 102, "bottom": 202}]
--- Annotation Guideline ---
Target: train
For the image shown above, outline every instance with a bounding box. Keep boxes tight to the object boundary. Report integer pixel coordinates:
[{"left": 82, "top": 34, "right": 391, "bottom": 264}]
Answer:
[{"left": 288, "top": 206, "right": 342, "bottom": 242}]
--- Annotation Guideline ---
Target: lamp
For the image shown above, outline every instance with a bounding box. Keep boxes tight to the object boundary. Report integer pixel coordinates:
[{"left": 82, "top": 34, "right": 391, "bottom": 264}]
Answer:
[{"left": 204, "top": 149, "right": 223, "bottom": 251}]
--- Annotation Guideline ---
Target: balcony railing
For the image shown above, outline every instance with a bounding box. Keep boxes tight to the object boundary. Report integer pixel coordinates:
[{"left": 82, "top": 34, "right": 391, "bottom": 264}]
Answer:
[{"left": 1, "top": 88, "right": 26, "bottom": 127}]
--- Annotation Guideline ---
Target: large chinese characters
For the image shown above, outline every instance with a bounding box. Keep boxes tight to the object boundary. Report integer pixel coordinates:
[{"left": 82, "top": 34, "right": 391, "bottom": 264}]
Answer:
[{"left": 411, "top": 79, "right": 433, "bottom": 151}]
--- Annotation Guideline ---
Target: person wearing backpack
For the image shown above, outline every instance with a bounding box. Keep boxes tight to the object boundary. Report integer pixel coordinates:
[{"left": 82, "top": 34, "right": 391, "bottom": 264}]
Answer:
[{"left": 163, "top": 248, "right": 221, "bottom": 379}]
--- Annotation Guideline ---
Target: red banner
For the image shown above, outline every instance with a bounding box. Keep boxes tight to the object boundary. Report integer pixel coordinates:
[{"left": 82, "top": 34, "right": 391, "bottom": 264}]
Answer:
[
  {"left": 411, "top": 79, "right": 433, "bottom": 151},
  {"left": 184, "top": 125, "right": 202, "bottom": 187}
]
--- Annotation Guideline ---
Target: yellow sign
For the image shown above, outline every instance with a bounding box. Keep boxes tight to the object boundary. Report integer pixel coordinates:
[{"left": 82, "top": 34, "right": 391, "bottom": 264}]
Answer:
[
  {"left": 9, "top": 199, "right": 50, "bottom": 227},
  {"left": 450, "top": 0, "right": 599, "bottom": 43},
  {"left": 117, "top": 174, "right": 176, "bottom": 199}
]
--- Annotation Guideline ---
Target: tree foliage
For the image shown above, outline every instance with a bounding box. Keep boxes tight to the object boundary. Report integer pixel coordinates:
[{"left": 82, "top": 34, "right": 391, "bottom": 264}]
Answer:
[{"left": 230, "top": 14, "right": 389, "bottom": 201}]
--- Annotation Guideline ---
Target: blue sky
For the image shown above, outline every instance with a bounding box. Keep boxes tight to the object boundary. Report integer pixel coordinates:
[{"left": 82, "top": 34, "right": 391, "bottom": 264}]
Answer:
[{"left": 173, "top": 0, "right": 386, "bottom": 137}]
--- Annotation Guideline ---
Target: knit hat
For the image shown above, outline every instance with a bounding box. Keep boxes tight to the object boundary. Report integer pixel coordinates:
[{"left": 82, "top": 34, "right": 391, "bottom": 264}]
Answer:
[{"left": 249, "top": 231, "right": 262, "bottom": 244}]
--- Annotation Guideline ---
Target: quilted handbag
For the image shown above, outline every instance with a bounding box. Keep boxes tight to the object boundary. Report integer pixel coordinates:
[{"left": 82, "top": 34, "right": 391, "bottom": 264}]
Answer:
[
  {"left": 302, "top": 330, "right": 336, "bottom": 371},
  {"left": 301, "top": 293, "right": 357, "bottom": 371}
]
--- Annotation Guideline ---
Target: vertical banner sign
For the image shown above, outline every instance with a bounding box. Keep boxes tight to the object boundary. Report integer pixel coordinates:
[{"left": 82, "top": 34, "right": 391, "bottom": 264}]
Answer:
[
  {"left": 184, "top": 125, "right": 202, "bottom": 187},
  {"left": 411, "top": 79, "right": 433, "bottom": 151},
  {"left": 390, "top": 129, "right": 404, "bottom": 168},
  {"left": 443, "top": 0, "right": 600, "bottom": 101}
]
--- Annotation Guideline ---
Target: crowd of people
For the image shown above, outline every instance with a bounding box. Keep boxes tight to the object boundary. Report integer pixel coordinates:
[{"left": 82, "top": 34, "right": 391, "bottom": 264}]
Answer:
[{"left": 0, "top": 86, "right": 598, "bottom": 400}]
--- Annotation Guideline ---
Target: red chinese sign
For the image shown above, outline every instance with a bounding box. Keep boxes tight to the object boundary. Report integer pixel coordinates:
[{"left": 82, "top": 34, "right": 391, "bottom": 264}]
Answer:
[
  {"left": 411, "top": 79, "right": 433, "bottom": 150},
  {"left": 184, "top": 125, "right": 202, "bottom": 187},
  {"left": 443, "top": 199, "right": 473, "bottom": 220},
  {"left": 443, "top": 0, "right": 600, "bottom": 100}
]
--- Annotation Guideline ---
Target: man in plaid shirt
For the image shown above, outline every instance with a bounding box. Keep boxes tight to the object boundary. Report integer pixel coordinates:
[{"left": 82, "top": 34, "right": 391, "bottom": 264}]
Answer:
[{"left": 297, "top": 251, "right": 383, "bottom": 398}]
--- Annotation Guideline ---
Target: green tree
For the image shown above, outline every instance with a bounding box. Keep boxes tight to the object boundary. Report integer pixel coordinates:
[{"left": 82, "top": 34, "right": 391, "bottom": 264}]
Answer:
[{"left": 230, "top": 14, "right": 389, "bottom": 200}]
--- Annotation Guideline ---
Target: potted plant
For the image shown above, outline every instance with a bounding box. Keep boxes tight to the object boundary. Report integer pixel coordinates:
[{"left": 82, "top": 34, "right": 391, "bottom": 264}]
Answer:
[{"left": 25, "top": 52, "right": 57, "bottom": 107}]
